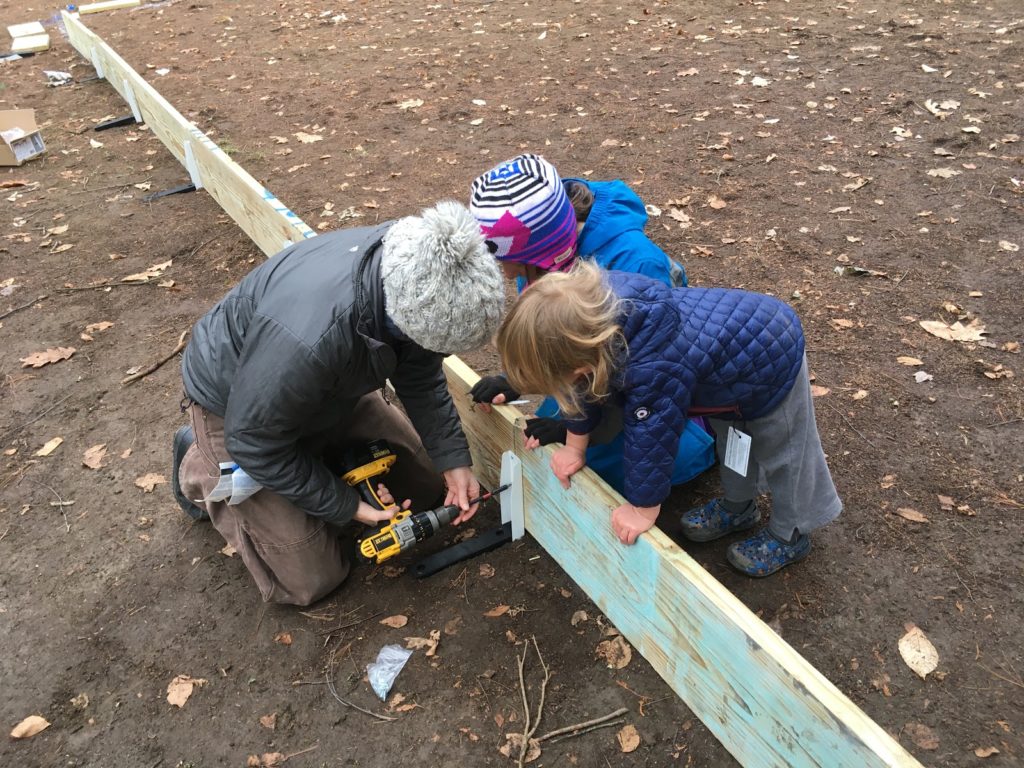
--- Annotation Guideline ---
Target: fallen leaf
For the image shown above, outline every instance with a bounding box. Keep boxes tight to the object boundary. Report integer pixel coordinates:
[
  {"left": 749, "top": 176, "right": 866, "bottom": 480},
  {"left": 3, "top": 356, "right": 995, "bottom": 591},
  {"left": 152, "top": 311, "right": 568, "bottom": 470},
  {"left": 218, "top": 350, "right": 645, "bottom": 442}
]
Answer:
[
  {"left": 10, "top": 715, "right": 50, "bottom": 739},
  {"left": 220, "top": 543, "right": 236, "bottom": 557},
  {"left": 294, "top": 132, "right": 323, "bottom": 143},
  {"left": 122, "top": 260, "right": 172, "bottom": 283},
  {"left": 259, "top": 713, "right": 276, "bottom": 730},
  {"left": 499, "top": 733, "right": 541, "bottom": 762},
  {"left": 35, "top": 437, "right": 64, "bottom": 456},
  {"left": 135, "top": 473, "right": 167, "bottom": 493},
  {"left": 852, "top": 389, "right": 869, "bottom": 400},
  {"left": 484, "top": 604, "right": 510, "bottom": 618},
  {"left": 961, "top": 126, "right": 981, "bottom": 134},
  {"left": 897, "top": 356, "right": 924, "bottom": 366},
  {"left": 707, "top": 195, "right": 727, "bottom": 209},
  {"left": 571, "top": 610, "right": 588, "bottom": 626},
  {"left": 21, "top": 347, "right": 76, "bottom": 368},
  {"left": 85, "top": 321, "right": 114, "bottom": 334},
  {"left": 596, "top": 635, "right": 633, "bottom": 670},
  {"left": 920, "top": 318, "right": 986, "bottom": 343},
  {"left": 380, "top": 615, "right": 409, "bottom": 628},
  {"left": 677, "top": 67, "right": 698, "bottom": 76},
  {"left": 998, "top": 240, "right": 1019, "bottom": 252},
  {"left": 478, "top": 563, "right": 495, "bottom": 578},
  {"left": 898, "top": 624, "right": 939, "bottom": 679},
  {"left": 904, "top": 722, "right": 939, "bottom": 750},
  {"left": 830, "top": 318, "right": 855, "bottom": 330},
  {"left": 166, "top": 675, "right": 206, "bottom": 707},
  {"left": 69, "top": 693, "right": 89, "bottom": 710},
  {"left": 617, "top": 724, "right": 641, "bottom": 753},
  {"left": 396, "top": 98, "right": 424, "bottom": 110},
  {"left": 927, "top": 168, "right": 961, "bottom": 179},
  {"left": 975, "top": 747, "right": 999, "bottom": 758},
  {"left": 82, "top": 444, "right": 107, "bottom": 470},
  {"left": 937, "top": 495, "right": 955, "bottom": 511},
  {"left": 810, "top": 385, "right": 831, "bottom": 397},
  {"left": 47, "top": 224, "right": 69, "bottom": 235},
  {"left": 405, "top": 629, "right": 441, "bottom": 657},
  {"left": 896, "top": 507, "right": 929, "bottom": 523},
  {"left": 90, "top": 138, "right": 103, "bottom": 148},
  {"left": 274, "top": 632, "right": 292, "bottom": 646}
]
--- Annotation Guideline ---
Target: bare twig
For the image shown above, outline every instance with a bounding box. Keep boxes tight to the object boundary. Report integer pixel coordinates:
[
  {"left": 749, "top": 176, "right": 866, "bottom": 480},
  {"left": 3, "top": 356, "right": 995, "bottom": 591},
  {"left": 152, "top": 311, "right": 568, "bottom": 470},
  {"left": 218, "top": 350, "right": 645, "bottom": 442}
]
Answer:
[
  {"left": 516, "top": 636, "right": 551, "bottom": 768},
  {"left": 822, "top": 401, "right": 874, "bottom": 447},
  {"left": 318, "top": 610, "right": 384, "bottom": 635},
  {"left": 977, "top": 661, "right": 1024, "bottom": 690},
  {"left": 121, "top": 330, "right": 188, "bottom": 386},
  {"left": 0, "top": 392, "right": 74, "bottom": 444},
  {"left": 25, "top": 478, "right": 70, "bottom": 532},
  {"left": 56, "top": 281, "right": 155, "bottom": 294},
  {"left": 537, "top": 707, "right": 628, "bottom": 743},
  {"left": 324, "top": 645, "right": 396, "bottom": 722},
  {"left": 283, "top": 744, "right": 319, "bottom": 761},
  {"left": 0, "top": 295, "right": 48, "bottom": 322},
  {"left": 545, "top": 718, "right": 626, "bottom": 743}
]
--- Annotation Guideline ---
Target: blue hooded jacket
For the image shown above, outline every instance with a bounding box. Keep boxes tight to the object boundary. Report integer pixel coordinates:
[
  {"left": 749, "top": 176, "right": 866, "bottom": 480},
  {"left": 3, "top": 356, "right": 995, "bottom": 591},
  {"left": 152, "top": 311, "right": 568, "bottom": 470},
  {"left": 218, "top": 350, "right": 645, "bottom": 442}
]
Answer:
[
  {"left": 567, "top": 271, "right": 806, "bottom": 508},
  {"left": 566, "top": 179, "right": 686, "bottom": 287}
]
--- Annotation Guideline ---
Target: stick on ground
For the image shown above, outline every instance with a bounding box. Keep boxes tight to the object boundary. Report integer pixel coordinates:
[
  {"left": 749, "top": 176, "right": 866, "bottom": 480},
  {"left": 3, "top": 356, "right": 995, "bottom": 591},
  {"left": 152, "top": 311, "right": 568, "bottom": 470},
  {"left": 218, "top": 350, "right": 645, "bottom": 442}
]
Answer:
[{"left": 121, "top": 330, "right": 188, "bottom": 386}]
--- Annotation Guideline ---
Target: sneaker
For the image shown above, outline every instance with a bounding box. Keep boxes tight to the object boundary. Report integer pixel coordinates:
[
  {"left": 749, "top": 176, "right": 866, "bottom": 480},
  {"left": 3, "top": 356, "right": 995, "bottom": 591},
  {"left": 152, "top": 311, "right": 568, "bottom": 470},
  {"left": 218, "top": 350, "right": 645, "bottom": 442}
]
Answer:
[
  {"left": 726, "top": 529, "right": 811, "bottom": 578},
  {"left": 172, "top": 426, "right": 209, "bottom": 521},
  {"left": 679, "top": 499, "right": 760, "bottom": 542}
]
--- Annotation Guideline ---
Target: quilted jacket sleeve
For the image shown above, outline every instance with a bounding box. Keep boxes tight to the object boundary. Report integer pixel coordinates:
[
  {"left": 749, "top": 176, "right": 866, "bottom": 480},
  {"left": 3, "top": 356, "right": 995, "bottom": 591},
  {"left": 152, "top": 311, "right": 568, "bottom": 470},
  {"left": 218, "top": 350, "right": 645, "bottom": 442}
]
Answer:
[
  {"left": 223, "top": 315, "right": 360, "bottom": 525},
  {"left": 390, "top": 345, "right": 472, "bottom": 473},
  {"left": 620, "top": 362, "right": 693, "bottom": 508}
]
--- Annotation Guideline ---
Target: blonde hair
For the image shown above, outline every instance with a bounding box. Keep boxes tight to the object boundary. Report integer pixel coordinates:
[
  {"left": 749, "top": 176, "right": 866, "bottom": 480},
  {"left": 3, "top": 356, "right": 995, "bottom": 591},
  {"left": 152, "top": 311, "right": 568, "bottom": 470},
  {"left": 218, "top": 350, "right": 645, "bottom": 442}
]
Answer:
[{"left": 496, "top": 261, "right": 624, "bottom": 416}]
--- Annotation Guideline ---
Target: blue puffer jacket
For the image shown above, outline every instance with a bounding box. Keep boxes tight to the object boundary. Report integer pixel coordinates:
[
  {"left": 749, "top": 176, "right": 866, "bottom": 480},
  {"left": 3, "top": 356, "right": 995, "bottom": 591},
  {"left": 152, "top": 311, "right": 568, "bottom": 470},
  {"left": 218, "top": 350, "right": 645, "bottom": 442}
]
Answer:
[
  {"left": 568, "top": 271, "right": 806, "bottom": 508},
  {"left": 566, "top": 179, "right": 686, "bottom": 287}
]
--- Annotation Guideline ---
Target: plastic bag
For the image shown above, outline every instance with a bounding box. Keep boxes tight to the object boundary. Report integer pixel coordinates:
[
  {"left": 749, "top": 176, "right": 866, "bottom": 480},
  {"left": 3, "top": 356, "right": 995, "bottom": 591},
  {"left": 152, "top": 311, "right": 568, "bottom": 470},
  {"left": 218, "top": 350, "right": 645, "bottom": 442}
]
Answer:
[
  {"left": 199, "top": 462, "right": 262, "bottom": 505},
  {"left": 366, "top": 644, "right": 413, "bottom": 701}
]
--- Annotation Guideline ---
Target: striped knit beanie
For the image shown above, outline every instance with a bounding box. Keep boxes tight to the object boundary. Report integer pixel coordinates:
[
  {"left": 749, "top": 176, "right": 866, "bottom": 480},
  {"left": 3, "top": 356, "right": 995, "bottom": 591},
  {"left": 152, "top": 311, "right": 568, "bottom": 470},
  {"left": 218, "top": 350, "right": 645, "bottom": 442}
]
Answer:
[{"left": 469, "top": 154, "right": 578, "bottom": 272}]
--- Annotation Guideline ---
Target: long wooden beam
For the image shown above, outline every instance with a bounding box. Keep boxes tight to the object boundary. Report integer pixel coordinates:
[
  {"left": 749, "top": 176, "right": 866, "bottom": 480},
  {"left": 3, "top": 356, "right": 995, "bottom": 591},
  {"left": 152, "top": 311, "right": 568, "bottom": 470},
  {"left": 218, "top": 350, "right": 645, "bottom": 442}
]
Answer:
[
  {"left": 443, "top": 357, "right": 921, "bottom": 768},
  {"left": 61, "top": 10, "right": 315, "bottom": 257},
  {"left": 60, "top": 13, "right": 922, "bottom": 767}
]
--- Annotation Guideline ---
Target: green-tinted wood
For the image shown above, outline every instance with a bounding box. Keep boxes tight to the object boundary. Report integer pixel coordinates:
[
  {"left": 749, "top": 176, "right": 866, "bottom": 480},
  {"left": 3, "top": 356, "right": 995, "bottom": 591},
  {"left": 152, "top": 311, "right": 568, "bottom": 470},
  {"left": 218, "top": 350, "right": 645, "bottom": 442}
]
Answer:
[{"left": 443, "top": 356, "right": 921, "bottom": 768}]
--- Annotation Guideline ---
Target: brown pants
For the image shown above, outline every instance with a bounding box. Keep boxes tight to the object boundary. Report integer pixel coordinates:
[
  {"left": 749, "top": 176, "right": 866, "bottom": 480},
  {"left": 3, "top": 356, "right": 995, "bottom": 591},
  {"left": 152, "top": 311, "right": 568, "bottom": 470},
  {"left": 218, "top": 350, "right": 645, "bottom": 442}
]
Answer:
[{"left": 179, "top": 391, "right": 444, "bottom": 606}]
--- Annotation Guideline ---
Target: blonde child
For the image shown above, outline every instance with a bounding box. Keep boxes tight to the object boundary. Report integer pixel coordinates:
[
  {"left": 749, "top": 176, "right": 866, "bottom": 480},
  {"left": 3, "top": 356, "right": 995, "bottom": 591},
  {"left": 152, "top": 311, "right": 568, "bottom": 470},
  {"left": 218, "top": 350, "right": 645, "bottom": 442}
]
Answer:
[{"left": 495, "top": 262, "right": 842, "bottom": 577}]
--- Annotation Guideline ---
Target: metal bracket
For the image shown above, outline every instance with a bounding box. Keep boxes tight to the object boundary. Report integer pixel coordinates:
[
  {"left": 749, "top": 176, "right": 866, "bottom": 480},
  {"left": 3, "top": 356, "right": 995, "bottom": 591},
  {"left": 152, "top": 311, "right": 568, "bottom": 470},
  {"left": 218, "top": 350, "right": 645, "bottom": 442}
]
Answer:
[
  {"left": 94, "top": 114, "right": 138, "bottom": 132},
  {"left": 90, "top": 45, "right": 104, "bottom": 79},
  {"left": 142, "top": 182, "right": 196, "bottom": 203},
  {"left": 122, "top": 79, "right": 142, "bottom": 123},
  {"left": 183, "top": 141, "right": 204, "bottom": 190},
  {"left": 500, "top": 451, "right": 525, "bottom": 541}
]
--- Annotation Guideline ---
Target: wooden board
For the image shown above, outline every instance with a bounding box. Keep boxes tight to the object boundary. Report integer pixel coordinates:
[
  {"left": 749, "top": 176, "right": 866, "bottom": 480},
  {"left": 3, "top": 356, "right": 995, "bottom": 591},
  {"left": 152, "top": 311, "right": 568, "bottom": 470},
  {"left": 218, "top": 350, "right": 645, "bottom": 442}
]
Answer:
[
  {"left": 61, "top": 11, "right": 316, "bottom": 257},
  {"left": 79, "top": 0, "right": 141, "bottom": 14},
  {"left": 11, "top": 33, "right": 49, "bottom": 54},
  {"left": 8, "top": 21, "right": 46, "bottom": 38},
  {"left": 442, "top": 355, "right": 923, "bottom": 768}
]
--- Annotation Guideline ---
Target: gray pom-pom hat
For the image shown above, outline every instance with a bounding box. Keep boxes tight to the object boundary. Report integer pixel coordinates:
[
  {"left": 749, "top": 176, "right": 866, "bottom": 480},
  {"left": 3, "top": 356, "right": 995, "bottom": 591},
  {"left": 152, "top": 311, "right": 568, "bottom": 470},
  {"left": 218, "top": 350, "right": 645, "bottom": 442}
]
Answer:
[{"left": 381, "top": 200, "right": 505, "bottom": 354}]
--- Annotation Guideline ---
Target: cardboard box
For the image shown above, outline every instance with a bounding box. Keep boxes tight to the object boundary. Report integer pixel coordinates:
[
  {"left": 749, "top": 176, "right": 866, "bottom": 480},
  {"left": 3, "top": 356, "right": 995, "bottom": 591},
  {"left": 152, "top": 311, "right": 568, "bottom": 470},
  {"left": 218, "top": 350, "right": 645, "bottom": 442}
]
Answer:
[{"left": 0, "top": 110, "right": 46, "bottom": 166}]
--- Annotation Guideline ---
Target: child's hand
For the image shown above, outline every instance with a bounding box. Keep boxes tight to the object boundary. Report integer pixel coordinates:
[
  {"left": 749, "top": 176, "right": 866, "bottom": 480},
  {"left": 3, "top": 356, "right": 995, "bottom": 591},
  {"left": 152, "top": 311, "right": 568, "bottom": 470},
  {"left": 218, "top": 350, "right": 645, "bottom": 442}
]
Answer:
[
  {"left": 550, "top": 445, "right": 586, "bottom": 489},
  {"left": 611, "top": 503, "right": 660, "bottom": 545}
]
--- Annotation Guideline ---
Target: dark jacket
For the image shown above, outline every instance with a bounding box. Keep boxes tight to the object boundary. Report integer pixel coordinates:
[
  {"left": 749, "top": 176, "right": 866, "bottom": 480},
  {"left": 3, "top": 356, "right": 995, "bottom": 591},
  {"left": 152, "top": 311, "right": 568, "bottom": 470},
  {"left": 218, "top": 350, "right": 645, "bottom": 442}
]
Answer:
[
  {"left": 568, "top": 271, "right": 805, "bottom": 507},
  {"left": 182, "top": 224, "right": 470, "bottom": 525},
  {"left": 567, "top": 178, "right": 686, "bottom": 287}
]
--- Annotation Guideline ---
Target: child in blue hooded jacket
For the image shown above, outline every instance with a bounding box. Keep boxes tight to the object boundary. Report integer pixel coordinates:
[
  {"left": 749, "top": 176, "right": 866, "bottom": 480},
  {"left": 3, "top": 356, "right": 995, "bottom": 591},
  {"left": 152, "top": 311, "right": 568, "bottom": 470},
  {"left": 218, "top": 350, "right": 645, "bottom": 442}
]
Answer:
[
  {"left": 495, "top": 262, "right": 843, "bottom": 577},
  {"left": 468, "top": 154, "right": 714, "bottom": 491}
]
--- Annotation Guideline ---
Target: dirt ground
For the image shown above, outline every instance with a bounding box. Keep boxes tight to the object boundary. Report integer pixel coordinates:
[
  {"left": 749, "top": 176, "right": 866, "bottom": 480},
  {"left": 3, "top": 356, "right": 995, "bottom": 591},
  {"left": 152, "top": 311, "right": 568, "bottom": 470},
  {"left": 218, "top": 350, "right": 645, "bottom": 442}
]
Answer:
[{"left": 1, "top": 1, "right": 1021, "bottom": 766}]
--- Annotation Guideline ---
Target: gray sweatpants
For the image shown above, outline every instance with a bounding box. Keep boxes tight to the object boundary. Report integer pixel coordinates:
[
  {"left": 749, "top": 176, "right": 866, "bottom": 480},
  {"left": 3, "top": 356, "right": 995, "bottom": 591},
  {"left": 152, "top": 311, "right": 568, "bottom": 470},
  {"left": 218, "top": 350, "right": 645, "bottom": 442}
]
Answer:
[{"left": 708, "top": 357, "right": 842, "bottom": 541}]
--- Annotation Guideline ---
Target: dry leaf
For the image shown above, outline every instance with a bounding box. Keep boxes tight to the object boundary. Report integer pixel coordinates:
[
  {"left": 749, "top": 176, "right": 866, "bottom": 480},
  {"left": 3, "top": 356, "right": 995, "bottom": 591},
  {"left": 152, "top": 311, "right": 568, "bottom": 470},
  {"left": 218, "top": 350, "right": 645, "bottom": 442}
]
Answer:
[
  {"left": 10, "top": 715, "right": 50, "bottom": 739},
  {"left": 90, "top": 138, "right": 103, "bottom": 148},
  {"left": 810, "top": 385, "right": 831, "bottom": 397},
  {"left": 21, "top": 347, "right": 75, "bottom": 368},
  {"left": 914, "top": 371, "right": 934, "bottom": 383},
  {"left": 937, "top": 495, "right": 955, "bottom": 511},
  {"left": 617, "top": 724, "right": 641, "bottom": 753},
  {"left": 380, "top": 614, "right": 409, "bottom": 628},
  {"left": 998, "top": 240, "right": 1019, "bottom": 253},
  {"left": 904, "top": 722, "right": 939, "bottom": 750},
  {"left": 920, "top": 318, "right": 986, "bottom": 343},
  {"left": 82, "top": 444, "right": 107, "bottom": 469},
  {"left": 122, "top": 260, "right": 172, "bottom": 283},
  {"left": 294, "top": 132, "right": 323, "bottom": 143},
  {"left": 221, "top": 543, "right": 236, "bottom": 557},
  {"left": 478, "top": 563, "right": 495, "bottom": 578},
  {"left": 975, "top": 747, "right": 999, "bottom": 758},
  {"left": 484, "top": 604, "right": 510, "bottom": 618},
  {"left": 396, "top": 98, "right": 424, "bottom": 110},
  {"left": 896, "top": 507, "right": 929, "bottom": 523},
  {"left": 166, "top": 675, "right": 206, "bottom": 707},
  {"left": 499, "top": 733, "right": 541, "bottom": 763},
  {"left": 274, "top": 632, "right": 292, "bottom": 645},
  {"left": 897, "top": 356, "right": 923, "bottom": 366},
  {"left": 830, "top": 318, "right": 855, "bottom": 330},
  {"left": 707, "top": 195, "right": 727, "bottom": 209},
  {"left": 927, "top": 168, "right": 961, "bottom": 179},
  {"left": 898, "top": 624, "right": 939, "bottom": 679},
  {"left": 135, "top": 473, "right": 167, "bottom": 492},
  {"left": 259, "top": 713, "right": 277, "bottom": 730},
  {"left": 85, "top": 321, "right": 114, "bottom": 334},
  {"left": 405, "top": 629, "right": 441, "bottom": 657},
  {"left": 35, "top": 437, "right": 64, "bottom": 456},
  {"left": 571, "top": 610, "right": 588, "bottom": 626},
  {"left": 596, "top": 635, "right": 633, "bottom": 670},
  {"left": 851, "top": 389, "right": 869, "bottom": 400}
]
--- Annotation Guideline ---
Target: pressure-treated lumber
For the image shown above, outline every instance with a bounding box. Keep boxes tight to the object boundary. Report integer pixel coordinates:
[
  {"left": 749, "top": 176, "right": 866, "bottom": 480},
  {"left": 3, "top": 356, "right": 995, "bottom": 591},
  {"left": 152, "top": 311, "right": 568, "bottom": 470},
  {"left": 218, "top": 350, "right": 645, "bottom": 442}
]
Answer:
[
  {"left": 11, "top": 33, "right": 50, "bottom": 54},
  {"left": 61, "top": 13, "right": 923, "bottom": 766},
  {"left": 79, "top": 0, "right": 141, "bottom": 15},
  {"left": 61, "top": 11, "right": 315, "bottom": 257},
  {"left": 8, "top": 21, "right": 46, "bottom": 39},
  {"left": 443, "top": 356, "right": 922, "bottom": 768}
]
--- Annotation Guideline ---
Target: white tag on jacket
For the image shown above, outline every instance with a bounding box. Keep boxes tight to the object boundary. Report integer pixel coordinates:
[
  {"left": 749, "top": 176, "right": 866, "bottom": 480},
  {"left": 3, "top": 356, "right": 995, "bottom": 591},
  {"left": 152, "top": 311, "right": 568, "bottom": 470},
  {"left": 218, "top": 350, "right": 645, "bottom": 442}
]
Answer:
[{"left": 724, "top": 427, "right": 752, "bottom": 477}]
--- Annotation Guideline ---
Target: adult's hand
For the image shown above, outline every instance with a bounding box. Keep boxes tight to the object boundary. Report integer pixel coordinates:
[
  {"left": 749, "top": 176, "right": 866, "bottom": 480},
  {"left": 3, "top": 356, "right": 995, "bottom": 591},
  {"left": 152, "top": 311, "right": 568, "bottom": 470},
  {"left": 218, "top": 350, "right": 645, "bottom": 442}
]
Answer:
[
  {"left": 442, "top": 466, "right": 481, "bottom": 524},
  {"left": 352, "top": 483, "right": 409, "bottom": 525},
  {"left": 469, "top": 375, "right": 520, "bottom": 414},
  {"left": 550, "top": 445, "right": 586, "bottom": 489},
  {"left": 610, "top": 503, "right": 660, "bottom": 545}
]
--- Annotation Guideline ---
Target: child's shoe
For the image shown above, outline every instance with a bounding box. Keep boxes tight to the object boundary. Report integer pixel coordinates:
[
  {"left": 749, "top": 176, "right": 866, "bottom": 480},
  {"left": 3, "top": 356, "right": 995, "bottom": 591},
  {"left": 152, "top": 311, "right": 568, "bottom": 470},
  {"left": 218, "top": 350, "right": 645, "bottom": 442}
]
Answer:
[
  {"left": 726, "top": 529, "right": 811, "bottom": 577},
  {"left": 171, "top": 426, "right": 209, "bottom": 521},
  {"left": 679, "top": 499, "right": 759, "bottom": 542}
]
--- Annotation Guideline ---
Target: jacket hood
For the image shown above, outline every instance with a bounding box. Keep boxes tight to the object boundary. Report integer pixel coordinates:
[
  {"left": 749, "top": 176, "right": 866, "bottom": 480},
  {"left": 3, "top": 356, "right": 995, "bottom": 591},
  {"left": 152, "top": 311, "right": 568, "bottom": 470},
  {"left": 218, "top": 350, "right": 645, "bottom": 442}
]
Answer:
[{"left": 566, "top": 179, "right": 650, "bottom": 255}]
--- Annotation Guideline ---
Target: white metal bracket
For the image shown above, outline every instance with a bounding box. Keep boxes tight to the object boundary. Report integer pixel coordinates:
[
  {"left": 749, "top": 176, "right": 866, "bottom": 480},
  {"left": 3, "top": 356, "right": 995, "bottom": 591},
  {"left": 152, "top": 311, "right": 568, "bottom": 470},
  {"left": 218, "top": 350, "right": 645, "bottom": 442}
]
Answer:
[
  {"left": 499, "top": 451, "right": 525, "bottom": 541},
  {"left": 90, "top": 45, "right": 104, "bottom": 79},
  {"left": 182, "top": 141, "right": 204, "bottom": 190},
  {"left": 121, "top": 79, "right": 142, "bottom": 123}
]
